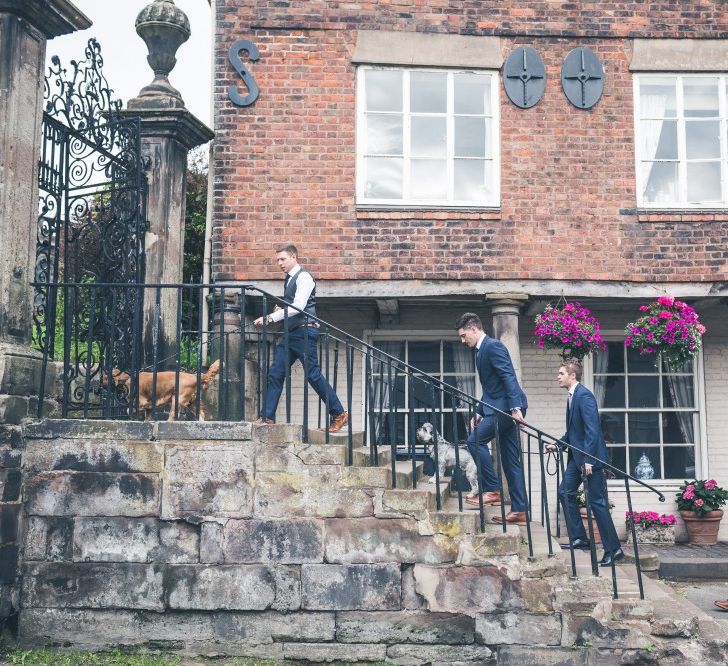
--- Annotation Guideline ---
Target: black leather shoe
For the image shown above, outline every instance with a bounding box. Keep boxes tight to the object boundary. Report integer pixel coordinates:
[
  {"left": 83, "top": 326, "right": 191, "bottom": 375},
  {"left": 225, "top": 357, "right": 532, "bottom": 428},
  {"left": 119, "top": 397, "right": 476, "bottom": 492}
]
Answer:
[
  {"left": 599, "top": 548, "right": 625, "bottom": 566},
  {"left": 561, "top": 538, "right": 591, "bottom": 550}
]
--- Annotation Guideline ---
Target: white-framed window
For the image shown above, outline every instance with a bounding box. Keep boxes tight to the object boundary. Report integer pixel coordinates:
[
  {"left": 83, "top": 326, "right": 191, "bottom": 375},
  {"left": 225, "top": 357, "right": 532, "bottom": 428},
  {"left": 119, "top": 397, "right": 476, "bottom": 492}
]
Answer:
[
  {"left": 364, "top": 332, "right": 477, "bottom": 450},
  {"left": 590, "top": 340, "right": 702, "bottom": 481},
  {"left": 634, "top": 74, "right": 728, "bottom": 208},
  {"left": 356, "top": 66, "right": 500, "bottom": 207}
]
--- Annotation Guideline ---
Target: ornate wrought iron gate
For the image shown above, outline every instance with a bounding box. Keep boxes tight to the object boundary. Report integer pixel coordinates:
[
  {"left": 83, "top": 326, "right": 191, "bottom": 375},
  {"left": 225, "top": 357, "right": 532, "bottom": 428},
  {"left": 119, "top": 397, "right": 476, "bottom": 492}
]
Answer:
[{"left": 33, "top": 39, "right": 148, "bottom": 417}]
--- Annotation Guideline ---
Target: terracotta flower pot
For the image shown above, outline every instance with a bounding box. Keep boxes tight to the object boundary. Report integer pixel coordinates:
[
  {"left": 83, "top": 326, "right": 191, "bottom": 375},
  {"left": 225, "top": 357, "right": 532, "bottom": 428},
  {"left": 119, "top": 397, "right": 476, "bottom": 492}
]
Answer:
[
  {"left": 580, "top": 507, "right": 602, "bottom": 544},
  {"left": 680, "top": 509, "right": 723, "bottom": 546}
]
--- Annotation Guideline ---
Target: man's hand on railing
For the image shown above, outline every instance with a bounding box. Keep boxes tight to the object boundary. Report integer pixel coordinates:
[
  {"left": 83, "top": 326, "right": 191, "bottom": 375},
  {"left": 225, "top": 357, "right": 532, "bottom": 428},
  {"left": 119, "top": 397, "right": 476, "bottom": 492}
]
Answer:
[
  {"left": 583, "top": 463, "right": 593, "bottom": 476},
  {"left": 545, "top": 443, "right": 558, "bottom": 453},
  {"left": 510, "top": 407, "right": 525, "bottom": 424},
  {"left": 253, "top": 305, "right": 282, "bottom": 327},
  {"left": 470, "top": 414, "right": 482, "bottom": 430}
]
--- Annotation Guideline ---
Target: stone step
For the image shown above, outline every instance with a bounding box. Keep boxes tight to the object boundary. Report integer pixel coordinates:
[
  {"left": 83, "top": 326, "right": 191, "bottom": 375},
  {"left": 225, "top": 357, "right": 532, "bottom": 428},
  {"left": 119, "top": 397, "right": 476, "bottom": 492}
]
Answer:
[
  {"left": 307, "top": 428, "right": 364, "bottom": 447},
  {"left": 23, "top": 419, "right": 154, "bottom": 441},
  {"left": 392, "top": 459, "right": 424, "bottom": 488},
  {"left": 350, "top": 445, "right": 392, "bottom": 468}
]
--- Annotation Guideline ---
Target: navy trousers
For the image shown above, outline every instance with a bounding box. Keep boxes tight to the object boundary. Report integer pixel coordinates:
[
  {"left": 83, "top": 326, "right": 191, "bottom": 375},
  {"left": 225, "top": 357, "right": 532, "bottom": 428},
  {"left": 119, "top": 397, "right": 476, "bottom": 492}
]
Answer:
[
  {"left": 466, "top": 409, "right": 528, "bottom": 512},
  {"left": 262, "top": 327, "right": 344, "bottom": 421},
  {"left": 558, "top": 458, "right": 620, "bottom": 553}
]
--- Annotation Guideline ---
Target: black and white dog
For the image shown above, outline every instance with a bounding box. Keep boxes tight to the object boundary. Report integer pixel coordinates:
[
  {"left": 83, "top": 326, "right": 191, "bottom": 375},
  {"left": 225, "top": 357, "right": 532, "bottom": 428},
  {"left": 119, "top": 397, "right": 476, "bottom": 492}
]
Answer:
[{"left": 415, "top": 422, "right": 479, "bottom": 497}]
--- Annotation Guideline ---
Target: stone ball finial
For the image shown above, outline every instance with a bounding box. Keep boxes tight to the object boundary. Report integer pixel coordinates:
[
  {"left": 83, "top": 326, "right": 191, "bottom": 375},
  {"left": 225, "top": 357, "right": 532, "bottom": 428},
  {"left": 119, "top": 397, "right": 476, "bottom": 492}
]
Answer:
[{"left": 131, "top": 0, "right": 191, "bottom": 108}]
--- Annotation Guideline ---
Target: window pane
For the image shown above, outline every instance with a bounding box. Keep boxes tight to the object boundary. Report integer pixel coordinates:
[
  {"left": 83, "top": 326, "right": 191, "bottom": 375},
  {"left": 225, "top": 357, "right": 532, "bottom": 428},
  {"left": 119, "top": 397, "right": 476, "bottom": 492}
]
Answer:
[
  {"left": 640, "top": 162, "right": 678, "bottom": 204},
  {"left": 411, "top": 159, "right": 448, "bottom": 199},
  {"left": 411, "top": 116, "right": 447, "bottom": 157},
  {"left": 408, "top": 341, "right": 440, "bottom": 374},
  {"left": 627, "top": 347, "right": 657, "bottom": 373},
  {"left": 601, "top": 376, "right": 625, "bottom": 408},
  {"left": 628, "top": 412, "right": 660, "bottom": 444},
  {"left": 608, "top": 446, "right": 627, "bottom": 473},
  {"left": 664, "top": 446, "right": 696, "bottom": 479},
  {"left": 686, "top": 120, "right": 721, "bottom": 159},
  {"left": 629, "top": 447, "right": 662, "bottom": 479},
  {"left": 443, "top": 412, "right": 469, "bottom": 444},
  {"left": 628, "top": 376, "right": 659, "bottom": 408},
  {"left": 365, "top": 70, "right": 403, "bottom": 112},
  {"left": 601, "top": 412, "right": 625, "bottom": 444},
  {"left": 639, "top": 120, "right": 677, "bottom": 160},
  {"left": 412, "top": 374, "right": 436, "bottom": 408},
  {"left": 662, "top": 411, "right": 695, "bottom": 444},
  {"left": 443, "top": 341, "right": 475, "bottom": 373},
  {"left": 639, "top": 77, "right": 677, "bottom": 118},
  {"left": 454, "top": 160, "right": 489, "bottom": 201},
  {"left": 455, "top": 117, "right": 486, "bottom": 157},
  {"left": 662, "top": 376, "right": 695, "bottom": 409},
  {"left": 454, "top": 73, "right": 489, "bottom": 115},
  {"left": 593, "top": 342, "right": 625, "bottom": 374},
  {"left": 410, "top": 72, "right": 447, "bottom": 113},
  {"left": 687, "top": 162, "right": 721, "bottom": 202},
  {"left": 366, "top": 114, "right": 403, "bottom": 155},
  {"left": 684, "top": 78, "right": 719, "bottom": 118},
  {"left": 663, "top": 357, "right": 693, "bottom": 373},
  {"left": 364, "top": 157, "right": 403, "bottom": 199}
]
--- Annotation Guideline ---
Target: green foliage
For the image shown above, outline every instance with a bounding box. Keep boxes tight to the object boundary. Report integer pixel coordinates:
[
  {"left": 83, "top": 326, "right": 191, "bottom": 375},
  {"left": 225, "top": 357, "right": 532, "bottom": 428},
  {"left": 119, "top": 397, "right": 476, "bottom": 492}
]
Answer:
[{"left": 184, "top": 145, "right": 208, "bottom": 286}]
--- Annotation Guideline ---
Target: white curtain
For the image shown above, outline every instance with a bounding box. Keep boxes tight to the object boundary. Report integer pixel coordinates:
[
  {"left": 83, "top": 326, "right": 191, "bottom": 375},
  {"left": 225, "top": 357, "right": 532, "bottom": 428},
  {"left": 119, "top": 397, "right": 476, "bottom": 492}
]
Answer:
[
  {"left": 451, "top": 342, "right": 476, "bottom": 443},
  {"left": 371, "top": 341, "right": 405, "bottom": 444},
  {"left": 639, "top": 85, "right": 670, "bottom": 202},
  {"left": 664, "top": 373, "right": 695, "bottom": 444},
  {"left": 592, "top": 349, "right": 609, "bottom": 408}
]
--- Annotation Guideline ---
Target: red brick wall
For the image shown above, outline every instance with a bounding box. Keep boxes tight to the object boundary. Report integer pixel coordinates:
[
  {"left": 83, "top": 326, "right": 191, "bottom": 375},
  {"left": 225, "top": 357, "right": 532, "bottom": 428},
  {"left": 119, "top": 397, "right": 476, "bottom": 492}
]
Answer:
[{"left": 212, "top": 1, "right": 728, "bottom": 283}]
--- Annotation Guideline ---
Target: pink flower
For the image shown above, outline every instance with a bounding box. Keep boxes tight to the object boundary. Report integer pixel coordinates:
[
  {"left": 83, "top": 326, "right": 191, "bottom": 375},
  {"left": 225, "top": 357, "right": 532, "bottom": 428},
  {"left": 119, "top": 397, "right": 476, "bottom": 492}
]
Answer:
[
  {"left": 658, "top": 295, "right": 675, "bottom": 307},
  {"left": 683, "top": 490, "right": 695, "bottom": 500},
  {"left": 659, "top": 310, "right": 672, "bottom": 320},
  {"left": 694, "top": 499, "right": 704, "bottom": 507},
  {"left": 705, "top": 479, "right": 717, "bottom": 490}
]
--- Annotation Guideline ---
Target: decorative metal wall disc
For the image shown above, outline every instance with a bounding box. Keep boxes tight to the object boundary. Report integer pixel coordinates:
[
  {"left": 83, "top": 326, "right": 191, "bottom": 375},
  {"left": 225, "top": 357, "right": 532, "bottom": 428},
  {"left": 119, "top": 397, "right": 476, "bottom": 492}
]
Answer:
[
  {"left": 561, "top": 46, "right": 604, "bottom": 109},
  {"left": 503, "top": 46, "right": 546, "bottom": 109}
]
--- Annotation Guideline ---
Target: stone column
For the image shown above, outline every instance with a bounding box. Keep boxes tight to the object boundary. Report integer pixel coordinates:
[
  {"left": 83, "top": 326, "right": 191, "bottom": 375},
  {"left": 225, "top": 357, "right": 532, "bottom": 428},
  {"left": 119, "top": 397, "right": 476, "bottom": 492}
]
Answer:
[
  {"left": 121, "top": 0, "right": 213, "bottom": 369},
  {"left": 488, "top": 294, "right": 529, "bottom": 382},
  {"left": 0, "top": 1, "right": 91, "bottom": 423}
]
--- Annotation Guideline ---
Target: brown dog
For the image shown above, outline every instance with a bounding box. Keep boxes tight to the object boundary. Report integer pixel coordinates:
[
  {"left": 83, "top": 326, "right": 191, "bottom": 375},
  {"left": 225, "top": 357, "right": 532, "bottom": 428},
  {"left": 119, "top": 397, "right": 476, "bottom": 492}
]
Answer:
[{"left": 111, "top": 360, "right": 220, "bottom": 421}]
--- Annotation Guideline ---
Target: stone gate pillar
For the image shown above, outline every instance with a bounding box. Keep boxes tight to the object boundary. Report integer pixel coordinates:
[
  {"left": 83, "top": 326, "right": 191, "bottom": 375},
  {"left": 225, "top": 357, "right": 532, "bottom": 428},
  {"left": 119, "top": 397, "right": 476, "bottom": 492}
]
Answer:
[
  {"left": 122, "top": 0, "right": 213, "bottom": 369},
  {"left": 0, "top": 1, "right": 91, "bottom": 423}
]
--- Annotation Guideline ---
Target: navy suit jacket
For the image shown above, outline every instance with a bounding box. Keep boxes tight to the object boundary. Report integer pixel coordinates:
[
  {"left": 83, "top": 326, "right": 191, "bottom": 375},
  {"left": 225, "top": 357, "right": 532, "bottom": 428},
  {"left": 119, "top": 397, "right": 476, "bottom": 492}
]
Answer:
[
  {"left": 475, "top": 337, "right": 528, "bottom": 417},
  {"left": 561, "top": 382, "right": 608, "bottom": 468}
]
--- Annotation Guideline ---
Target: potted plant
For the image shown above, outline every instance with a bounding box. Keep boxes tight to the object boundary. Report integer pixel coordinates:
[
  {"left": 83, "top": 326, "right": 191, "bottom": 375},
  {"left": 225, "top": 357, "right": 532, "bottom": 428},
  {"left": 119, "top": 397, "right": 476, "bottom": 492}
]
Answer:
[
  {"left": 534, "top": 301, "right": 606, "bottom": 361},
  {"left": 575, "top": 486, "right": 614, "bottom": 544},
  {"left": 676, "top": 479, "right": 728, "bottom": 545},
  {"left": 625, "top": 511, "right": 677, "bottom": 545},
  {"left": 625, "top": 295, "right": 706, "bottom": 369}
]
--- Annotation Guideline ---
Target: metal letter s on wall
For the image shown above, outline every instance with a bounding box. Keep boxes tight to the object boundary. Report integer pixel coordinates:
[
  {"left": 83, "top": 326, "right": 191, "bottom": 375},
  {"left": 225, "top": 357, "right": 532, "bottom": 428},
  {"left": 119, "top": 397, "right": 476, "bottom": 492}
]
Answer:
[{"left": 228, "top": 40, "right": 260, "bottom": 107}]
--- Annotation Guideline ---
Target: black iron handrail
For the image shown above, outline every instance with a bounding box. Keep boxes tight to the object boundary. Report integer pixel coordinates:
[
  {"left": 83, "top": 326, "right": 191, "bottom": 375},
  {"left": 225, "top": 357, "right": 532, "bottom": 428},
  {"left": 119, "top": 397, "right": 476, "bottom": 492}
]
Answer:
[{"left": 33, "top": 280, "right": 665, "bottom": 600}]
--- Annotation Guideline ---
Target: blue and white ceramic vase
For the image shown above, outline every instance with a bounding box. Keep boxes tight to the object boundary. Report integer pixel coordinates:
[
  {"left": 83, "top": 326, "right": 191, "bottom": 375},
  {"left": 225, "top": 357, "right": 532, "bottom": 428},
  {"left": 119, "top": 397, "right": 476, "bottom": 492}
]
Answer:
[{"left": 633, "top": 453, "right": 655, "bottom": 481}]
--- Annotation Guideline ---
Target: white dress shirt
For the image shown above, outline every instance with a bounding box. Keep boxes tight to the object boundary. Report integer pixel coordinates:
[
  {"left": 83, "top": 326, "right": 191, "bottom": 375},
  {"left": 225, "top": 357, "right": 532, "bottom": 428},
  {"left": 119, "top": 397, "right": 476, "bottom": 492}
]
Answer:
[{"left": 269, "top": 264, "right": 316, "bottom": 323}]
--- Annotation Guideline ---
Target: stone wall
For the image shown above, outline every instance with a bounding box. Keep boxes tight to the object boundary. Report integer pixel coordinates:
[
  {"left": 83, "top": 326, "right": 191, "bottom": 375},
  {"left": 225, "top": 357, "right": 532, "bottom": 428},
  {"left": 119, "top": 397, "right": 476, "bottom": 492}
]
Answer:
[{"left": 14, "top": 418, "right": 728, "bottom": 663}]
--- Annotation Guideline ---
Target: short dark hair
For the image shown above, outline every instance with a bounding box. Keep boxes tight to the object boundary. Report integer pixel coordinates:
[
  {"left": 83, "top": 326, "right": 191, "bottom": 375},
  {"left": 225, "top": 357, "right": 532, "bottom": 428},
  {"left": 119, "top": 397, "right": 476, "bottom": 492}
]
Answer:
[
  {"left": 275, "top": 243, "right": 298, "bottom": 257},
  {"left": 455, "top": 312, "right": 483, "bottom": 331},
  {"left": 560, "top": 358, "right": 583, "bottom": 381}
]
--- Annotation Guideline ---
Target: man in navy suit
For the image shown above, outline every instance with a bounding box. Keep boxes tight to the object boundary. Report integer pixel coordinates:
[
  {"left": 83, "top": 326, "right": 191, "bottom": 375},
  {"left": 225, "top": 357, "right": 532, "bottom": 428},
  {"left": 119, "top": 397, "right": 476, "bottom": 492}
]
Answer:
[
  {"left": 547, "top": 359, "right": 622, "bottom": 565},
  {"left": 455, "top": 312, "right": 529, "bottom": 525}
]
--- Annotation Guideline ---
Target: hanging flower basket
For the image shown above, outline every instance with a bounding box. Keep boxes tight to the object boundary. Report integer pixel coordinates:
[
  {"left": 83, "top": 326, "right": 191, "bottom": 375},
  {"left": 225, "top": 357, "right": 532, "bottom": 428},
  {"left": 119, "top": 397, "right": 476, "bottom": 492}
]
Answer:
[
  {"left": 533, "top": 301, "right": 606, "bottom": 361},
  {"left": 625, "top": 296, "right": 706, "bottom": 369}
]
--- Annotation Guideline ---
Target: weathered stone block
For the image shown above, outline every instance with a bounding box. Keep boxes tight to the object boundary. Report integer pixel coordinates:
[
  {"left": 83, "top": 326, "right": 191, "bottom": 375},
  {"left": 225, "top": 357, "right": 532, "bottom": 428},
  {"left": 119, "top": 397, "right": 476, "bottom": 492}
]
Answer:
[
  {"left": 336, "top": 610, "right": 475, "bottom": 644},
  {"left": 24, "top": 516, "right": 73, "bottom": 561},
  {"left": 162, "top": 443, "right": 254, "bottom": 520},
  {"left": 200, "top": 521, "right": 224, "bottom": 564},
  {"left": 23, "top": 419, "right": 153, "bottom": 440},
  {"left": 22, "top": 562, "right": 164, "bottom": 610},
  {"left": 0, "top": 395, "right": 31, "bottom": 424},
  {"left": 386, "top": 643, "right": 495, "bottom": 665},
  {"left": 282, "top": 642, "right": 386, "bottom": 663},
  {"left": 72, "top": 517, "right": 198, "bottom": 563},
  {"left": 24, "top": 472, "right": 160, "bottom": 517},
  {"left": 0, "top": 425, "right": 22, "bottom": 449},
  {"left": 378, "top": 489, "right": 435, "bottom": 519},
  {"left": 165, "top": 564, "right": 300, "bottom": 611},
  {"left": 306, "top": 428, "right": 364, "bottom": 448},
  {"left": 301, "top": 563, "right": 401, "bottom": 611},
  {"left": 324, "top": 518, "right": 457, "bottom": 564},
  {"left": 457, "top": 530, "right": 521, "bottom": 563},
  {"left": 497, "top": 646, "right": 586, "bottom": 666},
  {"left": 561, "top": 615, "right": 651, "bottom": 650},
  {"left": 650, "top": 616, "right": 698, "bottom": 638},
  {"left": 0, "top": 349, "right": 42, "bottom": 395},
  {"left": 612, "top": 599, "right": 654, "bottom": 622},
  {"left": 340, "top": 466, "right": 391, "bottom": 488},
  {"left": 425, "top": 511, "right": 480, "bottom": 537},
  {"left": 0, "top": 468, "right": 21, "bottom": 502},
  {"left": 24, "top": 439, "right": 163, "bottom": 474},
  {"left": 475, "top": 612, "right": 561, "bottom": 646},
  {"left": 0, "top": 503, "right": 20, "bottom": 543},
  {"left": 0, "top": 544, "right": 18, "bottom": 584},
  {"left": 255, "top": 442, "right": 347, "bottom": 473},
  {"left": 156, "top": 421, "right": 252, "bottom": 440},
  {"left": 413, "top": 564, "right": 522, "bottom": 614},
  {"left": 220, "top": 518, "right": 324, "bottom": 563},
  {"left": 252, "top": 422, "right": 301, "bottom": 444},
  {"left": 401, "top": 564, "right": 427, "bottom": 610},
  {"left": 254, "top": 471, "right": 374, "bottom": 519},
  {"left": 517, "top": 577, "right": 555, "bottom": 614},
  {"left": 0, "top": 445, "right": 21, "bottom": 468}
]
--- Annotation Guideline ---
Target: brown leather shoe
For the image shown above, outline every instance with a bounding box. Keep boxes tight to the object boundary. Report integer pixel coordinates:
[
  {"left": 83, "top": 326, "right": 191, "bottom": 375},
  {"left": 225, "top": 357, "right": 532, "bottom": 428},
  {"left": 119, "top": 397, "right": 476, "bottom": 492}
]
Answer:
[
  {"left": 715, "top": 600, "right": 728, "bottom": 611},
  {"left": 253, "top": 417, "right": 274, "bottom": 425},
  {"left": 465, "top": 491, "right": 501, "bottom": 507},
  {"left": 491, "top": 511, "right": 528, "bottom": 526},
  {"left": 328, "top": 411, "right": 349, "bottom": 433}
]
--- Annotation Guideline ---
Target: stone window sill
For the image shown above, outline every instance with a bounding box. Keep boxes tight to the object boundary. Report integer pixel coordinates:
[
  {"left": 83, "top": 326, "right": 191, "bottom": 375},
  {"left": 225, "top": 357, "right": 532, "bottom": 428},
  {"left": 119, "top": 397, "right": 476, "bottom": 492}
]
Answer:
[{"left": 356, "top": 208, "right": 502, "bottom": 220}]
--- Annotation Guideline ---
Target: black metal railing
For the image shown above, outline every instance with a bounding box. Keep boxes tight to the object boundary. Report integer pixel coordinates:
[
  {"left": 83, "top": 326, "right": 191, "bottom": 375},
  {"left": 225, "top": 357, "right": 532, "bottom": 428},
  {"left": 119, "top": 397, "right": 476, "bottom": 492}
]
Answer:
[{"left": 33, "top": 281, "right": 665, "bottom": 600}]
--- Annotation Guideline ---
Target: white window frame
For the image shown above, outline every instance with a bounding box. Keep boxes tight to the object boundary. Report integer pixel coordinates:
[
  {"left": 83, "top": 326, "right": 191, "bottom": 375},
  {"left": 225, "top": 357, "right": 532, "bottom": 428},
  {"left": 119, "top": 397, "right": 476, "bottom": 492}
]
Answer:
[
  {"left": 583, "top": 334, "right": 708, "bottom": 489},
  {"left": 633, "top": 73, "right": 728, "bottom": 209},
  {"left": 356, "top": 66, "right": 501, "bottom": 208}
]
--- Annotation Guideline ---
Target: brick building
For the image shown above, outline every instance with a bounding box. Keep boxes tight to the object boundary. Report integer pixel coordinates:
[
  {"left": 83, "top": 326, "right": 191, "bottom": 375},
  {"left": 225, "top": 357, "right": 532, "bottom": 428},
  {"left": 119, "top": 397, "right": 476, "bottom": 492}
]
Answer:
[{"left": 210, "top": 1, "right": 728, "bottom": 538}]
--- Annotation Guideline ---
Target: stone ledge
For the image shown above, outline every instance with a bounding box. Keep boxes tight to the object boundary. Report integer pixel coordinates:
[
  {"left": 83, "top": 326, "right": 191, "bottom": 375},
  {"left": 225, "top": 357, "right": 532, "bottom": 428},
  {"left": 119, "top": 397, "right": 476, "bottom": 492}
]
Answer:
[
  {"left": 155, "top": 421, "right": 251, "bottom": 441},
  {"left": 0, "top": 0, "right": 91, "bottom": 38},
  {"left": 23, "top": 420, "right": 153, "bottom": 441}
]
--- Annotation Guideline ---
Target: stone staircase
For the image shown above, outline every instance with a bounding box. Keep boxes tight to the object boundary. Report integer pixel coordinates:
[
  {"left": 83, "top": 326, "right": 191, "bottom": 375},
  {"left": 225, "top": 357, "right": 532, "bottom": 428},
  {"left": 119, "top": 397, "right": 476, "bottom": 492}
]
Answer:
[{"left": 13, "top": 419, "right": 728, "bottom": 664}]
